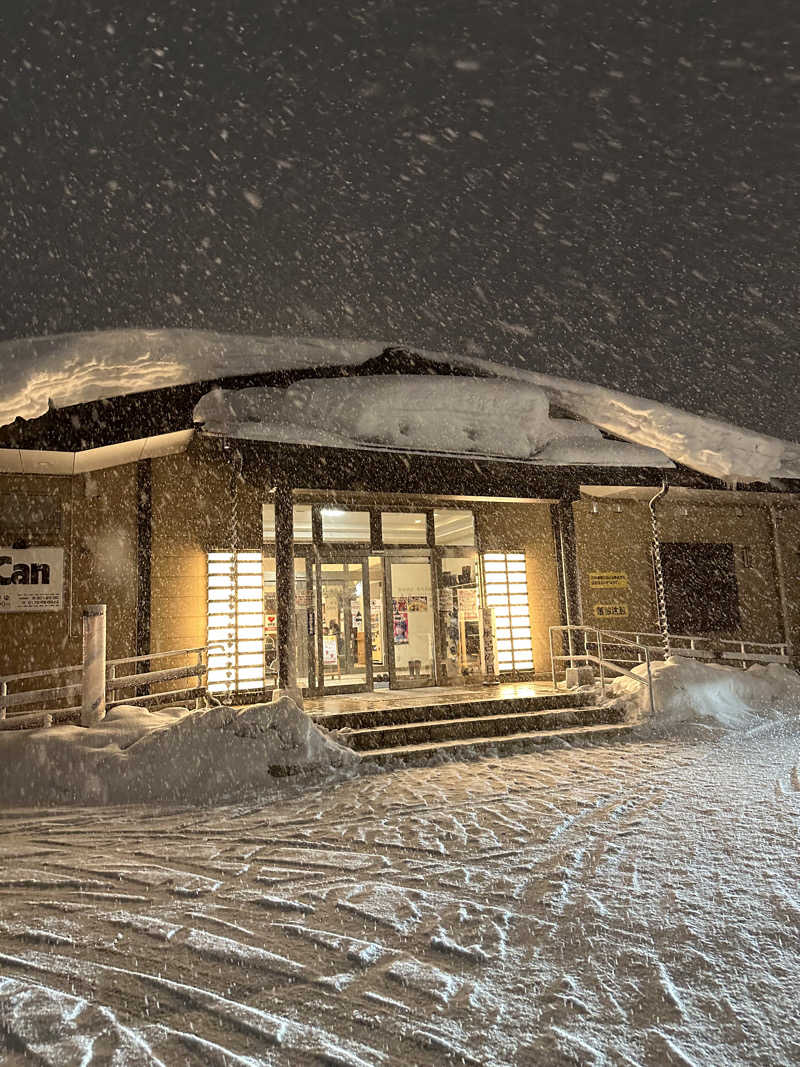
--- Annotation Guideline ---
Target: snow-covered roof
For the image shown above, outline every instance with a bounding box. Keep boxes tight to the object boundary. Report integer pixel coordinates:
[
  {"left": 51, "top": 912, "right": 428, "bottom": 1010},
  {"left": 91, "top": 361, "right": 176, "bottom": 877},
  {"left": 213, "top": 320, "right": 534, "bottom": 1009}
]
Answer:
[
  {"left": 0, "top": 328, "right": 798, "bottom": 483},
  {"left": 193, "top": 375, "right": 672, "bottom": 469}
]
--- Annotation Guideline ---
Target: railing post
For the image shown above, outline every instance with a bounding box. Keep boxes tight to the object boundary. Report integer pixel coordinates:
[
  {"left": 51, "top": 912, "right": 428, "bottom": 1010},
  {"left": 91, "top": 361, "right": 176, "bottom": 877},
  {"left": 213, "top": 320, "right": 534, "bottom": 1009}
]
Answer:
[
  {"left": 646, "top": 652, "right": 655, "bottom": 718},
  {"left": 549, "top": 628, "right": 556, "bottom": 689},
  {"left": 106, "top": 663, "right": 115, "bottom": 706},
  {"left": 81, "top": 605, "right": 107, "bottom": 727},
  {"left": 597, "top": 628, "right": 605, "bottom": 700},
  {"left": 196, "top": 648, "right": 205, "bottom": 709},
  {"left": 0, "top": 680, "right": 6, "bottom": 721}
]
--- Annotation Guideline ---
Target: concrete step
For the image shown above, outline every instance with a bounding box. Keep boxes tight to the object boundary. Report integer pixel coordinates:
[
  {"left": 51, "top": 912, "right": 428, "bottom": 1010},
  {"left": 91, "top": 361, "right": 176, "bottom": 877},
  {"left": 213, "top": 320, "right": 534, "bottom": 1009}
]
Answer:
[
  {"left": 311, "top": 690, "right": 597, "bottom": 732},
  {"left": 358, "top": 722, "right": 634, "bottom": 763},
  {"left": 338, "top": 703, "right": 626, "bottom": 751}
]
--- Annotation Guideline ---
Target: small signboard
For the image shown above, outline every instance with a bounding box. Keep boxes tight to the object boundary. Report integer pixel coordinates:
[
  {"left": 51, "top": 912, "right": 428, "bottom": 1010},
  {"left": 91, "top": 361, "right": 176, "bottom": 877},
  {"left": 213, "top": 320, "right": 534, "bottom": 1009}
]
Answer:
[
  {"left": 589, "top": 572, "right": 628, "bottom": 589},
  {"left": 0, "top": 547, "right": 64, "bottom": 613},
  {"left": 593, "top": 603, "right": 629, "bottom": 619}
]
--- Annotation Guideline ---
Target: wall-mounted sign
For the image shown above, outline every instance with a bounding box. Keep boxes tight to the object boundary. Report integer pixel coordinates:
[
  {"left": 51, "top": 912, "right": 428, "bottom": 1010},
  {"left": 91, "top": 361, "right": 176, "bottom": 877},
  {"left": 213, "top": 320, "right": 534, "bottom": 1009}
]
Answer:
[
  {"left": 589, "top": 572, "right": 628, "bottom": 589},
  {"left": 0, "top": 547, "right": 64, "bottom": 613},
  {"left": 593, "top": 603, "right": 629, "bottom": 619}
]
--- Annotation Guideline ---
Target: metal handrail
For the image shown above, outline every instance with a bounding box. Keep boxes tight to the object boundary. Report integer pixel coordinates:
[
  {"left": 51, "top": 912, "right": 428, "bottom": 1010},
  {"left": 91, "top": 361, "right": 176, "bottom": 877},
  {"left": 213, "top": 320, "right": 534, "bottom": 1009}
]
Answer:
[
  {"left": 107, "top": 644, "right": 226, "bottom": 667},
  {"left": 549, "top": 624, "right": 656, "bottom": 718},
  {"left": 595, "top": 630, "right": 789, "bottom": 664},
  {"left": 0, "top": 663, "right": 82, "bottom": 684},
  {"left": 2, "top": 643, "right": 228, "bottom": 726}
]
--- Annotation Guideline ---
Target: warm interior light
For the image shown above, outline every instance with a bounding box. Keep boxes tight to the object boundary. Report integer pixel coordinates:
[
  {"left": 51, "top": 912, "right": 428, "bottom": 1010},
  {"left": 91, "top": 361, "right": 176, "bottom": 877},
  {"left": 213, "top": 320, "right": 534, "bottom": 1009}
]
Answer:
[
  {"left": 483, "top": 552, "right": 534, "bottom": 671},
  {"left": 207, "top": 552, "right": 265, "bottom": 694}
]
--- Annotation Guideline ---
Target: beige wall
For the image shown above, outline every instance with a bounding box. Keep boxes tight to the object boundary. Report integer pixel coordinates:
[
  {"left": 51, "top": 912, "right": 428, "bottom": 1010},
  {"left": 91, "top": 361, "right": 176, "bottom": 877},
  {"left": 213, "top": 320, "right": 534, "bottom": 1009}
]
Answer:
[
  {"left": 0, "top": 465, "right": 138, "bottom": 681},
  {"left": 5, "top": 447, "right": 798, "bottom": 690},
  {"left": 573, "top": 497, "right": 788, "bottom": 644},
  {"left": 475, "top": 502, "right": 562, "bottom": 677},
  {"left": 771, "top": 506, "right": 800, "bottom": 651},
  {"left": 150, "top": 448, "right": 264, "bottom": 659}
]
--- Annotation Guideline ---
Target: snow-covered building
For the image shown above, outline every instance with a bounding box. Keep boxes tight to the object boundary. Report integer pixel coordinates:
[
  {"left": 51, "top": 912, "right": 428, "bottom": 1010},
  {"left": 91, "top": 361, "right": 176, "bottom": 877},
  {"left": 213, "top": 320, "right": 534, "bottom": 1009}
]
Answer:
[{"left": 1, "top": 329, "right": 799, "bottom": 703}]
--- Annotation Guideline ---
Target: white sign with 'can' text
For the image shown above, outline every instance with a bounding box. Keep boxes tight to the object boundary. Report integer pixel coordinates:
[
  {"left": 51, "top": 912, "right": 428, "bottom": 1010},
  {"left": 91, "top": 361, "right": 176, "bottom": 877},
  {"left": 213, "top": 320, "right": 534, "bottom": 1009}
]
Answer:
[{"left": 0, "top": 547, "right": 64, "bottom": 612}]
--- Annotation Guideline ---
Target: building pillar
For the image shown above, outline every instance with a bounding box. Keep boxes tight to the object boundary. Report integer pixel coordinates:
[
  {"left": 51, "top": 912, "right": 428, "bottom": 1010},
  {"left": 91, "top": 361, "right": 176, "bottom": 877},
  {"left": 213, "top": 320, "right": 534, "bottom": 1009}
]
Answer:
[
  {"left": 273, "top": 477, "right": 302, "bottom": 707},
  {"left": 135, "top": 459, "right": 152, "bottom": 697},
  {"left": 553, "top": 497, "right": 582, "bottom": 641}
]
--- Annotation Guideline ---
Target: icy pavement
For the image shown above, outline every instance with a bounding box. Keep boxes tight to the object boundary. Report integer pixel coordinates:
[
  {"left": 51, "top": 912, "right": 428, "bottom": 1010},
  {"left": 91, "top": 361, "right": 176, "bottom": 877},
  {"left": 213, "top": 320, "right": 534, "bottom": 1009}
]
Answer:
[{"left": 1, "top": 723, "right": 799, "bottom": 1065}]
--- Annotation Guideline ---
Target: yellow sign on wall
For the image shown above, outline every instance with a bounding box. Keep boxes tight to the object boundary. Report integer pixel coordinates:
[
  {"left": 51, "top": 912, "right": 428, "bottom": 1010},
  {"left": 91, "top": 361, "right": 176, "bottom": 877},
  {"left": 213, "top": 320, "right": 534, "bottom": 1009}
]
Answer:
[
  {"left": 589, "top": 572, "right": 628, "bottom": 589},
  {"left": 593, "top": 603, "right": 629, "bottom": 619}
]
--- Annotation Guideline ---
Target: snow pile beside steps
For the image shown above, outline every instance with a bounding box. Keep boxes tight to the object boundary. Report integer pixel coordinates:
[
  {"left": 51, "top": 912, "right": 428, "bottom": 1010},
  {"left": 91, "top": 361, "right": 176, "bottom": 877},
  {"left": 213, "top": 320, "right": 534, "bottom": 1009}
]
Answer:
[
  {"left": 0, "top": 697, "right": 359, "bottom": 808},
  {"left": 608, "top": 655, "right": 800, "bottom": 736}
]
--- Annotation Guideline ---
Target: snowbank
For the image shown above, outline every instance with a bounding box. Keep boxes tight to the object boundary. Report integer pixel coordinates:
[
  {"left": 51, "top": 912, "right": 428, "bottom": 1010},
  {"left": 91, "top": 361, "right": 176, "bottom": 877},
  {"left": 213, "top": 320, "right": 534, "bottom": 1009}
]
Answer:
[
  {"left": 0, "top": 698, "right": 359, "bottom": 808},
  {"left": 609, "top": 656, "right": 800, "bottom": 735},
  {"left": 2, "top": 327, "right": 799, "bottom": 481}
]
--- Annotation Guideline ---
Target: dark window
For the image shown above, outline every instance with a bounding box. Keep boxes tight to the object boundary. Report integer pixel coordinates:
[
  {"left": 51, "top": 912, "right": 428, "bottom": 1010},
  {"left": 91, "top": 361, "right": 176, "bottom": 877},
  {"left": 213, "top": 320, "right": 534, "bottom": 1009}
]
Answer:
[{"left": 659, "top": 542, "right": 741, "bottom": 635}]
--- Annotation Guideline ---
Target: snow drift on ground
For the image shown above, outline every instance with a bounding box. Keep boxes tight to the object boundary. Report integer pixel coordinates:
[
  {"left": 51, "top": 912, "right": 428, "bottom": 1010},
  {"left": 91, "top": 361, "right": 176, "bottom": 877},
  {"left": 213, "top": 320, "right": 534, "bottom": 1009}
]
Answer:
[
  {"left": 3, "top": 328, "right": 800, "bottom": 481},
  {"left": 0, "top": 698, "right": 359, "bottom": 807},
  {"left": 609, "top": 655, "right": 800, "bottom": 735},
  {"left": 194, "top": 375, "right": 672, "bottom": 467}
]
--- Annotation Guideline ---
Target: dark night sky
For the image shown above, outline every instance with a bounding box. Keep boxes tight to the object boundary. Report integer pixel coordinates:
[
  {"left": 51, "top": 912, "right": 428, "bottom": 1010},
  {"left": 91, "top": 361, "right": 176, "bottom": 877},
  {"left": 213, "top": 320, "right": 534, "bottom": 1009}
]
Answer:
[{"left": 1, "top": 1, "right": 798, "bottom": 438}]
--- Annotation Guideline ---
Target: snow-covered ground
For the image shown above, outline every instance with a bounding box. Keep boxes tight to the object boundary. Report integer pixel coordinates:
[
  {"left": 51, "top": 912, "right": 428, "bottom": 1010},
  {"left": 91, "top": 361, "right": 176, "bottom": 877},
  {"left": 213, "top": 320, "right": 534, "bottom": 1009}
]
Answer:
[{"left": 2, "top": 720, "right": 799, "bottom": 1065}]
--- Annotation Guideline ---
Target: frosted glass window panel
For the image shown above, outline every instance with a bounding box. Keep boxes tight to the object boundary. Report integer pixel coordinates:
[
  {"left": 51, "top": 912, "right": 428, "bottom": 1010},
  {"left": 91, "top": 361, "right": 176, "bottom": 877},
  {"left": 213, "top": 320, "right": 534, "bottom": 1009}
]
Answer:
[
  {"left": 482, "top": 552, "right": 535, "bottom": 673},
  {"left": 321, "top": 509, "right": 371, "bottom": 542},
  {"left": 263, "top": 504, "right": 313, "bottom": 541},
  {"left": 381, "top": 512, "right": 427, "bottom": 544},
  {"left": 207, "top": 551, "right": 265, "bottom": 694},
  {"left": 433, "top": 509, "right": 475, "bottom": 546}
]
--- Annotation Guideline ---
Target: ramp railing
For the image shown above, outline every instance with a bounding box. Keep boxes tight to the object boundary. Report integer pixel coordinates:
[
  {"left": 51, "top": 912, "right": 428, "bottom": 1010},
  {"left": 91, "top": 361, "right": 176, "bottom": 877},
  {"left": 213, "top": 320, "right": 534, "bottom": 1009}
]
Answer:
[{"left": 549, "top": 624, "right": 656, "bottom": 717}]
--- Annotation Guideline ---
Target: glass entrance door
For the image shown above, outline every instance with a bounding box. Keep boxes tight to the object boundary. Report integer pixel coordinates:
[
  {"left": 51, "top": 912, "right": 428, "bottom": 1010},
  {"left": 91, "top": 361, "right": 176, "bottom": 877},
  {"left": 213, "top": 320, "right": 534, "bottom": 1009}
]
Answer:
[
  {"left": 316, "top": 558, "right": 373, "bottom": 692},
  {"left": 262, "top": 555, "right": 314, "bottom": 690},
  {"left": 386, "top": 555, "right": 436, "bottom": 688},
  {"left": 436, "top": 553, "right": 482, "bottom": 684}
]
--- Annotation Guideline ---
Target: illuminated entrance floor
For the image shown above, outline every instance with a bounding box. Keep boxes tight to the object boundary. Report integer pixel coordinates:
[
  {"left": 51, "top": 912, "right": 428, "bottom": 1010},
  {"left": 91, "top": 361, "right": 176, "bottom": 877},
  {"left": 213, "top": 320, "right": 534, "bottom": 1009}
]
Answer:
[{"left": 305, "top": 680, "right": 558, "bottom": 721}]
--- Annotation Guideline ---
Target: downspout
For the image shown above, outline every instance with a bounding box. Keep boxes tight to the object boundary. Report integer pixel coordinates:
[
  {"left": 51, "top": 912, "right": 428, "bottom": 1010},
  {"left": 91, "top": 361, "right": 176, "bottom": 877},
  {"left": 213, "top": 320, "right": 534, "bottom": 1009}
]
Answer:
[
  {"left": 768, "top": 504, "right": 793, "bottom": 661},
  {"left": 648, "top": 480, "right": 671, "bottom": 660}
]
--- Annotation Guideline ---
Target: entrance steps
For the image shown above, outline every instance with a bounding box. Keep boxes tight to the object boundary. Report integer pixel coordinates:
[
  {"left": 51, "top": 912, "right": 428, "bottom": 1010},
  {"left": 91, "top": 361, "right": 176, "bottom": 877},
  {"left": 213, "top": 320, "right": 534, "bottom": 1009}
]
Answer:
[{"left": 310, "top": 689, "right": 631, "bottom": 762}]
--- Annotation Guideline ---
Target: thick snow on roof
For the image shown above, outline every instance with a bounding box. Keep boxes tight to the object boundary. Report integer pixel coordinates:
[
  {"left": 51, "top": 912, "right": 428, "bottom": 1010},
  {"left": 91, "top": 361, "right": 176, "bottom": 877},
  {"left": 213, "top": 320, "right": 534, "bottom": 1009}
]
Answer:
[
  {"left": 1, "top": 327, "right": 798, "bottom": 481},
  {"left": 194, "top": 376, "right": 672, "bottom": 468},
  {"left": 0, "top": 329, "right": 377, "bottom": 423}
]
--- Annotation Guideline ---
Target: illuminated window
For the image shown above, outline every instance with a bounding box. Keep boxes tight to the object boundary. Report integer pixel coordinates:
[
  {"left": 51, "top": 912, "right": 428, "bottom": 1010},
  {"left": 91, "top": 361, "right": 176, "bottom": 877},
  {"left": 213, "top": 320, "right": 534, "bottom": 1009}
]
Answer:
[
  {"left": 482, "top": 552, "right": 534, "bottom": 672},
  {"left": 381, "top": 511, "right": 427, "bottom": 544},
  {"left": 207, "top": 552, "right": 265, "bottom": 694},
  {"left": 434, "top": 509, "right": 475, "bottom": 546},
  {"left": 321, "top": 508, "right": 370, "bottom": 542},
  {"left": 262, "top": 504, "right": 313, "bottom": 541}
]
